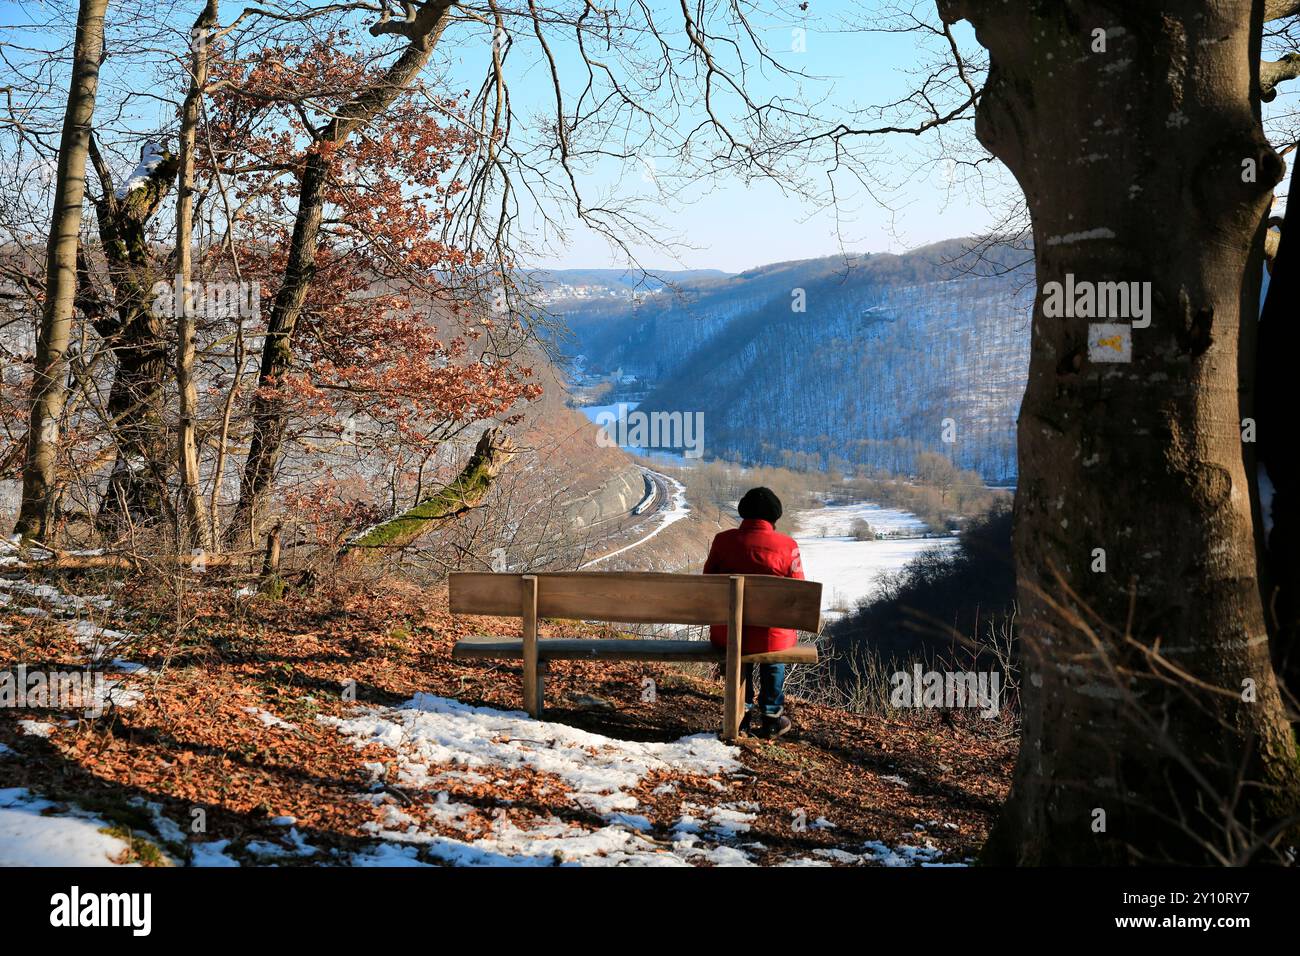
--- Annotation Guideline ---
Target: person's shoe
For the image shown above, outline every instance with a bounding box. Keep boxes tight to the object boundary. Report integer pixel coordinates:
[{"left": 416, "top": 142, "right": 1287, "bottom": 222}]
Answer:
[
  {"left": 760, "top": 712, "right": 792, "bottom": 739},
  {"left": 739, "top": 709, "right": 758, "bottom": 736}
]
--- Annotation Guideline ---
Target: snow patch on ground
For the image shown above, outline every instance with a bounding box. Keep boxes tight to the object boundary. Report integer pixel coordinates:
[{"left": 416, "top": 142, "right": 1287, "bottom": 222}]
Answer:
[
  {"left": 360, "top": 804, "right": 691, "bottom": 867},
  {"left": 2, "top": 578, "right": 146, "bottom": 713},
  {"left": 245, "top": 827, "right": 318, "bottom": 860},
  {"left": 189, "top": 839, "right": 241, "bottom": 867},
  {"left": 0, "top": 576, "right": 114, "bottom": 615},
  {"left": 65, "top": 618, "right": 133, "bottom": 665},
  {"left": 244, "top": 706, "right": 298, "bottom": 731},
  {"left": 672, "top": 801, "right": 758, "bottom": 841},
  {"left": 0, "top": 576, "right": 153, "bottom": 862},
  {"left": 321, "top": 692, "right": 763, "bottom": 865},
  {"left": 322, "top": 693, "right": 739, "bottom": 808},
  {"left": 779, "top": 838, "right": 964, "bottom": 868},
  {"left": 862, "top": 838, "right": 959, "bottom": 867},
  {"left": 0, "top": 788, "right": 136, "bottom": 866}
]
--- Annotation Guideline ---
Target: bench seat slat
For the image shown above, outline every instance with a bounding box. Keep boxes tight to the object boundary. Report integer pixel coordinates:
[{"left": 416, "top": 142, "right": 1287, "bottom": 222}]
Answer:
[
  {"left": 449, "top": 571, "right": 821, "bottom": 632},
  {"left": 452, "top": 636, "right": 817, "bottom": 665}
]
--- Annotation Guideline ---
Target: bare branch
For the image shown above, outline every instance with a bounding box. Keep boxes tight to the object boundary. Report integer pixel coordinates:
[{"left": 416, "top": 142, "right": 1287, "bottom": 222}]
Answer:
[
  {"left": 1262, "top": 52, "right": 1300, "bottom": 101},
  {"left": 1266, "top": 0, "right": 1300, "bottom": 23}
]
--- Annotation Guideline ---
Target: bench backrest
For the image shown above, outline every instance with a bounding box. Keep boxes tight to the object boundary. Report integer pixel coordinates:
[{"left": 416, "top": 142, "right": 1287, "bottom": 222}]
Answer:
[{"left": 449, "top": 571, "right": 821, "bottom": 631}]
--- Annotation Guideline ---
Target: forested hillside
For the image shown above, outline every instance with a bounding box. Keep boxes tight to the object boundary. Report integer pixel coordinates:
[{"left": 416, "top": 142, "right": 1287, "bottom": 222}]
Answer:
[{"left": 560, "top": 240, "right": 1032, "bottom": 481}]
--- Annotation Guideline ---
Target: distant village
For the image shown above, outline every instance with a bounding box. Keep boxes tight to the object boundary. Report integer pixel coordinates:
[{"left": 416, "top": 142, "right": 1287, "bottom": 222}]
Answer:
[{"left": 534, "top": 282, "right": 652, "bottom": 305}]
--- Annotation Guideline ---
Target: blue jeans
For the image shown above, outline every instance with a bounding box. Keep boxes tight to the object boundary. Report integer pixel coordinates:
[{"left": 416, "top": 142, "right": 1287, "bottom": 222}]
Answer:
[{"left": 743, "top": 663, "right": 786, "bottom": 716}]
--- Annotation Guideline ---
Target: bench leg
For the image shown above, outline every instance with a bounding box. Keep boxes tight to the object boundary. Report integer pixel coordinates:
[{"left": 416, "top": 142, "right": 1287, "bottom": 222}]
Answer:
[
  {"left": 722, "top": 660, "right": 742, "bottom": 742},
  {"left": 521, "top": 575, "right": 541, "bottom": 717},
  {"left": 722, "top": 575, "right": 745, "bottom": 741},
  {"left": 522, "top": 653, "right": 542, "bottom": 718}
]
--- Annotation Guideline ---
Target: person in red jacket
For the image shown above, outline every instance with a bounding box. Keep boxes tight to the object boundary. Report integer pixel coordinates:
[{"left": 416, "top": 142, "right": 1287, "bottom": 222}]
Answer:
[{"left": 703, "top": 487, "right": 804, "bottom": 738}]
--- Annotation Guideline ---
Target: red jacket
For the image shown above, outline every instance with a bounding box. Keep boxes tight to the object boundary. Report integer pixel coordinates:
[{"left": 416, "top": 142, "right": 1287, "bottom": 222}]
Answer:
[{"left": 703, "top": 518, "right": 805, "bottom": 653}]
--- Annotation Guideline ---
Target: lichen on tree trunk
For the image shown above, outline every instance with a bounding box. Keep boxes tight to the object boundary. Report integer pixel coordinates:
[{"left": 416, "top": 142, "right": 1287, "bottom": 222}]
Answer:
[{"left": 339, "top": 426, "right": 514, "bottom": 563}]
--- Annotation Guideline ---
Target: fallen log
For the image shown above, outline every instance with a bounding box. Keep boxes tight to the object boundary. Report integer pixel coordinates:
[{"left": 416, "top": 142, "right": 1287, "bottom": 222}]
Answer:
[
  {"left": 339, "top": 426, "right": 515, "bottom": 565},
  {"left": 2, "top": 547, "right": 257, "bottom": 574}
]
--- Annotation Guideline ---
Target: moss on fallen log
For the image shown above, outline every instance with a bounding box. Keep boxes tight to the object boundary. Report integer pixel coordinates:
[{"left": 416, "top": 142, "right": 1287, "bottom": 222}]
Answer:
[{"left": 339, "top": 427, "right": 515, "bottom": 564}]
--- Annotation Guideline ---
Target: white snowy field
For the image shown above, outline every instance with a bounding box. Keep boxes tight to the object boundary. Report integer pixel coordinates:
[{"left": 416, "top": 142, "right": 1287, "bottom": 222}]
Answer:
[{"left": 792, "top": 502, "right": 958, "bottom": 616}]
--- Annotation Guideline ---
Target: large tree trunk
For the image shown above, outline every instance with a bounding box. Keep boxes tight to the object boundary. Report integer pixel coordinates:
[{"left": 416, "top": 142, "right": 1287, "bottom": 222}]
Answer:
[
  {"left": 14, "top": 0, "right": 109, "bottom": 542},
  {"left": 224, "top": 149, "right": 329, "bottom": 548},
  {"left": 939, "top": 0, "right": 1300, "bottom": 863},
  {"left": 89, "top": 143, "right": 179, "bottom": 539},
  {"left": 173, "top": 0, "right": 220, "bottom": 552},
  {"left": 224, "top": 0, "right": 456, "bottom": 546}
]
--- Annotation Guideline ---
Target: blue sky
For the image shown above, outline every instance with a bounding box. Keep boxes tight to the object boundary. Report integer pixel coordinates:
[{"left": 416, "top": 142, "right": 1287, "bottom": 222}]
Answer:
[
  {"left": 1, "top": 0, "right": 1001, "bottom": 272},
  {"left": 436, "top": 4, "right": 1001, "bottom": 272}
]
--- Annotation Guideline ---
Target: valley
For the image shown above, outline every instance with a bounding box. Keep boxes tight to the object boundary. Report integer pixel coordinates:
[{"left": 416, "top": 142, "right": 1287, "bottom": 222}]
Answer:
[{"left": 550, "top": 239, "right": 1033, "bottom": 484}]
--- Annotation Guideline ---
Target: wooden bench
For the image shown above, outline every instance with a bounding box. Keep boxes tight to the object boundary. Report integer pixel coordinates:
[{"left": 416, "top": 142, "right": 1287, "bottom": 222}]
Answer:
[{"left": 449, "top": 571, "right": 822, "bottom": 741}]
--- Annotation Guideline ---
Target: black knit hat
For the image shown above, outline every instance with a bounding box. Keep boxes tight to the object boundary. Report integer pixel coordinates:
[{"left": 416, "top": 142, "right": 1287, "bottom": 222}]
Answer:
[{"left": 738, "top": 487, "right": 782, "bottom": 524}]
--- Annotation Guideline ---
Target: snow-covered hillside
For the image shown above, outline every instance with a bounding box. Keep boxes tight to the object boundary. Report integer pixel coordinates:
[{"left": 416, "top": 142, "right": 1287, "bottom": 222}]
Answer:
[{"left": 560, "top": 240, "right": 1031, "bottom": 482}]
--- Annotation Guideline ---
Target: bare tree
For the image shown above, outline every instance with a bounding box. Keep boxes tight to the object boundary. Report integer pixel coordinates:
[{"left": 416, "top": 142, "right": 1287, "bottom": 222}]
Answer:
[
  {"left": 85, "top": 136, "right": 179, "bottom": 539},
  {"left": 174, "top": 0, "right": 220, "bottom": 551},
  {"left": 14, "top": 0, "right": 108, "bottom": 541}
]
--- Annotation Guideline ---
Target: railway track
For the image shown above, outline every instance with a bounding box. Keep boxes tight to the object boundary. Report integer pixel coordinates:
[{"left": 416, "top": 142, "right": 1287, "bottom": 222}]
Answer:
[{"left": 580, "top": 467, "right": 686, "bottom": 567}]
